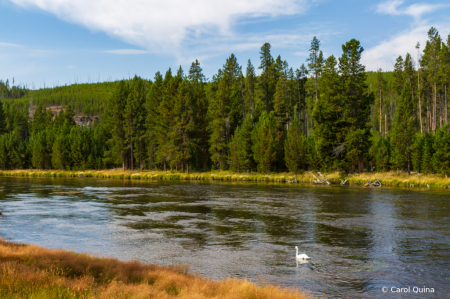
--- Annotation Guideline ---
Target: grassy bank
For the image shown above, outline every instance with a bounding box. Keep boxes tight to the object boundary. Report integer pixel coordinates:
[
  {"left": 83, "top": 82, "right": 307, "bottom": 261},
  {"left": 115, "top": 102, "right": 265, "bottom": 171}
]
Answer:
[
  {"left": 0, "top": 238, "right": 311, "bottom": 299},
  {"left": 0, "top": 169, "right": 449, "bottom": 188}
]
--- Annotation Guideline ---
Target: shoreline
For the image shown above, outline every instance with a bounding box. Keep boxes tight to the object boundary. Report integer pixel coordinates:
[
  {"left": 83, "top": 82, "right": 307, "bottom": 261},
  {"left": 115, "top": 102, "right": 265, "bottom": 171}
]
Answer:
[
  {"left": 0, "top": 238, "right": 311, "bottom": 299},
  {"left": 0, "top": 169, "right": 449, "bottom": 189}
]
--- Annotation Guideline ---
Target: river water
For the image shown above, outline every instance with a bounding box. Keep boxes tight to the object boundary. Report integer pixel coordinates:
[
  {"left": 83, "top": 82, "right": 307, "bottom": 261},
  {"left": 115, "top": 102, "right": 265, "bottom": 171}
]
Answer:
[{"left": 0, "top": 177, "right": 449, "bottom": 298}]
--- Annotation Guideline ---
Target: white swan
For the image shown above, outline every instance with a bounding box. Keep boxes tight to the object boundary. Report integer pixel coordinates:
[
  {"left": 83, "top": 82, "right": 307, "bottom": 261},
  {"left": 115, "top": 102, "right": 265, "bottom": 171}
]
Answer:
[{"left": 295, "top": 246, "right": 310, "bottom": 260}]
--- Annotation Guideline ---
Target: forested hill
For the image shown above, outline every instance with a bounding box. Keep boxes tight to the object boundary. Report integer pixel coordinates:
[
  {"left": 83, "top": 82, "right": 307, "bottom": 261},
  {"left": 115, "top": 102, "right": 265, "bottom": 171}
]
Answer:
[{"left": 0, "top": 81, "right": 130, "bottom": 116}]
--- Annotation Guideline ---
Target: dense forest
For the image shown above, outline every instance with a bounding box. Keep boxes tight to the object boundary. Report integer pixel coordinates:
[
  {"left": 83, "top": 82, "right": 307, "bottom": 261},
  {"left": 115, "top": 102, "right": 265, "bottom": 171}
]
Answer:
[{"left": 1, "top": 27, "right": 450, "bottom": 176}]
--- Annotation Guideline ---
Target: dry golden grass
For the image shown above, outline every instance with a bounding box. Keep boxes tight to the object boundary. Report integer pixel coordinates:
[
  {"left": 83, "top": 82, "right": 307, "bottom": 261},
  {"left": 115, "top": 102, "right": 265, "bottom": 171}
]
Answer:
[{"left": 0, "top": 238, "right": 313, "bottom": 299}]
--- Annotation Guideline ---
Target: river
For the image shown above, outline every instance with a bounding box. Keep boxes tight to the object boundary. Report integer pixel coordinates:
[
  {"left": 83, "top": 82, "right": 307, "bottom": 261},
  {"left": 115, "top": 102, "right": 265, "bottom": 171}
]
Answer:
[{"left": 0, "top": 177, "right": 449, "bottom": 298}]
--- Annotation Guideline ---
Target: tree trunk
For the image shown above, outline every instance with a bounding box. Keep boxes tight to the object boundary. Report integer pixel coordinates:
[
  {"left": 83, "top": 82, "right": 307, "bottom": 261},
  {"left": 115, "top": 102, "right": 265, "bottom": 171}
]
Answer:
[
  {"left": 187, "top": 163, "right": 189, "bottom": 174},
  {"left": 385, "top": 114, "right": 388, "bottom": 136},
  {"left": 130, "top": 130, "right": 133, "bottom": 171},
  {"left": 182, "top": 161, "right": 184, "bottom": 173},
  {"left": 164, "top": 161, "right": 166, "bottom": 171},
  {"left": 379, "top": 87, "right": 382, "bottom": 135},
  {"left": 418, "top": 68, "right": 423, "bottom": 134},
  {"left": 408, "top": 157, "right": 410, "bottom": 176},
  {"left": 433, "top": 81, "right": 437, "bottom": 132},
  {"left": 445, "top": 85, "right": 448, "bottom": 125}
]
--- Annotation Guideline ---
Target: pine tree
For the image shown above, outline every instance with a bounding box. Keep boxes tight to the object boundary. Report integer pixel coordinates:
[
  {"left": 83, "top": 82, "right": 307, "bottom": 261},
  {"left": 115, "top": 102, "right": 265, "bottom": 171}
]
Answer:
[
  {"left": 252, "top": 112, "right": 278, "bottom": 173},
  {"left": 312, "top": 55, "right": 345, "bottom": 170},
  {"left": 307, "top": 37, "right": 323, "bottom": 103},
  {"left": 391, "top": 82, "right": 416, "bottom": 174},
  {"left": 411, "top": 133, "right": 423, "bottom": 172},
  {"left": 146, "top": 72, "right": 164, "bottom": 168},
  {"left": 259, "top": 43, "right": 274, "bottom": 113},
  {"left": 209, "top": 75, "right": 231, "bottom": 170},
  {"left": 172, "top": 77, "right": 194, "bottom": 172},
  {"left": 106, "top": 80, "right": 129, "bottom": 169},
  {"left": 0, "top": 100, "right": 7, "bottom": 135},
  {"left": 339, "top": 39, "right": 374, "bottom": 172},
  {"left": 433, "top": 125, "right": 450, "bottom": 177},
  {"left": 375, "top": 68, "right": 387, "bottom": 134},
  {"left": 245, "top": 60, "right": 256, "bottom": 118},
  {"left": 422, "top": 27, "right": 441, "bottom": 132},
  {"left": 393, "top": 56, "right": 404, "bottom": 95},
  {"left": 229, "top": 126, "right": 240, "bottom": 173},
  {"left": 422, "top": 133, "right": 435, "bottom": 174},
  {"left": 125, "top": 76, "right": 146, "bottom": 170},
  {"left": 284, "top": 117, "right": 308, "bottom": 174}
]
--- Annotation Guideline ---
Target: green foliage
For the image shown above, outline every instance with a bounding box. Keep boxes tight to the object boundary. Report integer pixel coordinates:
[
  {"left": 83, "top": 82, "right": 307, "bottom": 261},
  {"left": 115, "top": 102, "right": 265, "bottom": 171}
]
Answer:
[
  {"left": 422, "top": 133, "right": 435, "bottom": 174},
  {"left": 252, "top": 112, "right": 279, "bottom": 173},
  {"left": 390, "top": 83, "right": 416, "bottom": 172},
  {"left": 284, "top": 119, "right": 308, "bottom": 174},
  {"left": 433, "top": 126, "right": 450, "bottom": 176}
]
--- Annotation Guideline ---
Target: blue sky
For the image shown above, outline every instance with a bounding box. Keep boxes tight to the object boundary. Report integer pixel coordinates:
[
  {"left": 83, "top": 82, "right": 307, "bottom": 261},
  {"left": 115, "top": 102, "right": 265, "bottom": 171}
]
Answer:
[{"left": 1, "top": 0, "right": 450, "bottom": 88}]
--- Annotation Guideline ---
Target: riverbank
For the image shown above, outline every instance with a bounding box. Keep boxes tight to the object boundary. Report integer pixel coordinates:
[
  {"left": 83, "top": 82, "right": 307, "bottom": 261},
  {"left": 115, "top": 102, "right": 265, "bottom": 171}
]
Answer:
[
  {"left": 0, "top": 169, "right": 449, "bottom": 188},
  {"left": 0, "top": 238, "right": 311, "bottom": 299}
]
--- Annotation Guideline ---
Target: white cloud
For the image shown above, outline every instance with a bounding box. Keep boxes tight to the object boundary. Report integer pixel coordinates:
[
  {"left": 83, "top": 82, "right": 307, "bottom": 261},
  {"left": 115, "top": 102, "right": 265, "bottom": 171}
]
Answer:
[
  {"left": 376, "top": 0, "right": 448, "bottom": 19},
  {"left": 103, "top": 49, "right": 148, "bottom": 55},
  {"left": 0, "top": 42, "right": 21, "bottom": 47},
  {"left": 8, "top": 0, "right": 310, "bottom": 54},
  {"left": 364, "top": 1, "right": 450, "bottom": 71},
  {"left": 361, "top": 25, "right": 429, "bottom": 71}
]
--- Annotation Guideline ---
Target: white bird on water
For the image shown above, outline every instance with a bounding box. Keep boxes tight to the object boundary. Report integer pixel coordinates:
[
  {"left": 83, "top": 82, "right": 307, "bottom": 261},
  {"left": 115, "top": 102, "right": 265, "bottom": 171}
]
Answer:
[{"left": 295, "top": 246, "right": 310, "bottom": 260}]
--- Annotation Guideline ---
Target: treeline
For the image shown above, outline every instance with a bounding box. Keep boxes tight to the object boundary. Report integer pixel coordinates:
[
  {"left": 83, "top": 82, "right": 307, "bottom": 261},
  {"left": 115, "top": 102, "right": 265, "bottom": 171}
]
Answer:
[{"left": 1, "top": 27, "right": 450, "bottom": 176}]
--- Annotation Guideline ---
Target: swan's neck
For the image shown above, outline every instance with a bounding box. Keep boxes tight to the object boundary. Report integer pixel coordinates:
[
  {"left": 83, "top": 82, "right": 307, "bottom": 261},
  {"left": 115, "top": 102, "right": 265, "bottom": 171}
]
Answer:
[{"left": 296, "top": 247, "right": 298, "bottom": 256}]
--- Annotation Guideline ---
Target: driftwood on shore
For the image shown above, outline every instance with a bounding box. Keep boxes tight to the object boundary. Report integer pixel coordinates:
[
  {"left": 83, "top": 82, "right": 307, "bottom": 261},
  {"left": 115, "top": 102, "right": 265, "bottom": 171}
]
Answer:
[
  {"left": 311, "top": 172, "right": 330, "bottom": 185},
  {"left": 365, "top": 179, "right": 382, "bottom": 187}
]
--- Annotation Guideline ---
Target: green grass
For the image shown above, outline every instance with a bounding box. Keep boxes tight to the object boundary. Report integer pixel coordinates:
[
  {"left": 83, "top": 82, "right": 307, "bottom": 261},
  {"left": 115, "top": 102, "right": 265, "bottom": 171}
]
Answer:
[{"left": 0, "top": 169, "right": 449, "bottom": 189}]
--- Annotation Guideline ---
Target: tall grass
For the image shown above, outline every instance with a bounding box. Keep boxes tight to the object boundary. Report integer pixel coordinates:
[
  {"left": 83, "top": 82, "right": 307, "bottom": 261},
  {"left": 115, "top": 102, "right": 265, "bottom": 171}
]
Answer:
[
  {"left": 0, "top": 238, "right": 312, "bottom": 299},
  {"left": 0, "top": 169, "right": 449, "bottom": 188}
]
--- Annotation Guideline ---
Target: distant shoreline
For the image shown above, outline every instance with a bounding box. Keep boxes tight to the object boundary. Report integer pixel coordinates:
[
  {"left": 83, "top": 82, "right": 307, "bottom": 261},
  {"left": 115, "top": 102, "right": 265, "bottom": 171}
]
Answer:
[{"left": 0, "top": 169, "right": 449, "bottom": 189}]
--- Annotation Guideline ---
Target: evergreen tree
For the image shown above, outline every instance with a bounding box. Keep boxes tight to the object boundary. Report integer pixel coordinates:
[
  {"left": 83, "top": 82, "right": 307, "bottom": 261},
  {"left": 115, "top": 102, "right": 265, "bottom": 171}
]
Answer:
[
  {"left": 393, "top": 56, "right": 404, "bottom": 95},
  {"left": 433, "top": 125, "right": 450, "bottom": 177},
  {"left": 259, "top": 43, "right": 274, "bottom": 113},
  {"left": 0, "top": 100, "right": 7, "bottom": 135},
  {"left": 252, "top": 112, "right": 278, "bottom": 173},
  {"left": 411, "top": 133, "right": 423, "bottom": 172},
  {"left": 391, "top": 83, "right": 416, "bottom": 174},
  {"left": 307, "top": 37, "right": 324, "bottom": 103},
  {"left": 229, "top": 115, "right": 254, "bottom": 173},
  {"left": 312, "top": 55, "right": 345, "bottom": 170},
  {"left": 172, "top": 77, "right": 194, "bottom": 172},
  {"left": 189, "top": 60, "right": 209, "bottom": 171},
  {"left": 146, "top": 72, "right": 164, "bottom": 168},
  {"left": 245, "top": 60, "right": 256, "bottom": 118},
  {"left": 125, "top": 76, "right": 147, "bottom": 170},
  {"left": 422, "top": 27, "right": 441, "bottom": 132},
  {"left": 284, "top": 117, "right": 308, "bottom": 174},
  {"left": 209, "top": 75, "right": 231, "bottom": 170},
  {"left": 106, "top": 80, "right": 129, "bottom": 169},
  {"left": 422, "top": 133, "right": 435, "bottom": 174},
  {"left": 339, "top": 39, "right": 374, "bottom": 172}
]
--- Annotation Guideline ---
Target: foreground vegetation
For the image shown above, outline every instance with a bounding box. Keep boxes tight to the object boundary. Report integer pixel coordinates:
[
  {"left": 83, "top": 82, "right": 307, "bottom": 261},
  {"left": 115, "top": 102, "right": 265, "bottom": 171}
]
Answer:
[
  {"left": 0, "top": 238, "right": 311, "bottom": 299},
  {"left": 1, "top": 169, "right": 450, "bottom": 188}
]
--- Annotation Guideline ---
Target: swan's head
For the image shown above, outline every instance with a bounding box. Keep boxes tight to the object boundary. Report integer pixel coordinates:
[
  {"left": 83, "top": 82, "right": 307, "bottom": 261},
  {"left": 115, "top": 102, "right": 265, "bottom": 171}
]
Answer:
[{"left": 295, "top": 246, "right": 298, "bottom": 249}]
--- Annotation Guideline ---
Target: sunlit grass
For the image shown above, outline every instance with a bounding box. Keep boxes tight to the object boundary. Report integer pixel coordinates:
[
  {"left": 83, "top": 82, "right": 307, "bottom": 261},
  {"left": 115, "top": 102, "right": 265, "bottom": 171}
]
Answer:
[
  {"left": 0, "top": 238, "right": 312, "bottom": 299},
  {"left": 0, "top": 169, "right": 449, "bottom": 188}
]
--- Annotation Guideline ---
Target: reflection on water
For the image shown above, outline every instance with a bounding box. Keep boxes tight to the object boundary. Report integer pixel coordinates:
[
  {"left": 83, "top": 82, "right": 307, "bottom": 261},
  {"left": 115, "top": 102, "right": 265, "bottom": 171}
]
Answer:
[{"left": 0, "top": 177, "right": 449, "bottom": 298}]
